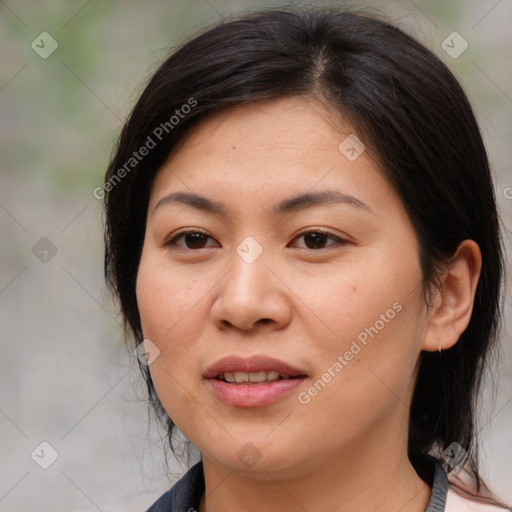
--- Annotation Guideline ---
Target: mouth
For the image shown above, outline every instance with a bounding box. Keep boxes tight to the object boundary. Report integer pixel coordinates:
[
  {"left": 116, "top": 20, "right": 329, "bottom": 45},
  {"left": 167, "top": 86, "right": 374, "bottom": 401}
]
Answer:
[
  {"left": 214, "top": 370, "right": 300, "bottom": 385},
  {"left": 203, "top": 355, "right": 308, "bottom": 407}
]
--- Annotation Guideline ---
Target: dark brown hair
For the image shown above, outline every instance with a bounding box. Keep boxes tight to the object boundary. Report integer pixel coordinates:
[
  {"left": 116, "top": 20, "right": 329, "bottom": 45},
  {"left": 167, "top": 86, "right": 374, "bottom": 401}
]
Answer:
[{"left": 102, "top": 5, "right": 506, "bottom": 504}]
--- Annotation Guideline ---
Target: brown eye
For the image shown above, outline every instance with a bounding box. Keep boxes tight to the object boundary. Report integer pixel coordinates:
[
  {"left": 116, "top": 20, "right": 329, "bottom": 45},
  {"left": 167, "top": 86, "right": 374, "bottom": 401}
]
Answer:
[
  {"left": 166, "top": 231, "right": 218, "bottom": 250},
  {"left": 292, "top": 230, "right": 346, "bottom": 250}
]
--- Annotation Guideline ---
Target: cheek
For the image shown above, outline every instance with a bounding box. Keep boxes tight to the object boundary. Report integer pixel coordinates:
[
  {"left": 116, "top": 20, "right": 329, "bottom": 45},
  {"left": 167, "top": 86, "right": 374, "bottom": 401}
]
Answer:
[
  {"left": 304, "top": 253, "right": 425, "bottom": 401},
  {"left": 310, "top": 252, "right": 421, "bottom": 346},
  {"left": 136, "top": 250, "right": 206, "bottom": 342},
  {"left": 136, "top": 254, "right": 207, "bottom": 431},
  {"left": 296, "top": 299, "right": 425, "bottom": 453},
  {"left": 135, "top": 250, "right": 208, "bottom": 401}
]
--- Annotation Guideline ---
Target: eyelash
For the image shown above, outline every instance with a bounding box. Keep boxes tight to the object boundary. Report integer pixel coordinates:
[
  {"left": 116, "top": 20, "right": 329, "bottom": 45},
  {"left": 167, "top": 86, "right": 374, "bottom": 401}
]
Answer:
[{"left": 164, "top": 229, "right": 348, "bottom": 251}]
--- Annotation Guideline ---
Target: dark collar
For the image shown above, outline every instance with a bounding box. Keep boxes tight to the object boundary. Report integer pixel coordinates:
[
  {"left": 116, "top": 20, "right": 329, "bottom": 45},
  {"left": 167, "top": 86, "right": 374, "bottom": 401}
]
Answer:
[
  {"left": 146, "top": 461, "right": 204, "bottom": 512},
  {"left": 145, "top": 455, "right": 449, "bottom": 512}
]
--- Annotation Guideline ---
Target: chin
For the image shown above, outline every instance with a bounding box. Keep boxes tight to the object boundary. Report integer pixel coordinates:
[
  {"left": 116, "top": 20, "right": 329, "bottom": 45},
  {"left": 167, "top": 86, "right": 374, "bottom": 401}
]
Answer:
[{"left": 202, "top": 436, "right": 304, "bottom": 477}]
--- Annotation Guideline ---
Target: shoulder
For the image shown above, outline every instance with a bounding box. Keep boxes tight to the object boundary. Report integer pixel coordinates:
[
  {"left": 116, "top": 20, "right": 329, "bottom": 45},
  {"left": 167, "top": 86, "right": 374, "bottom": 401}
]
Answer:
[
  {"left": 445, "top": 470, "right": 510, "bottom": 512},
  {"left": 145, "top": 461, "right": 205, "bottom": 512},
  {"left": 446, "top": 487, "right": 510, "bottom": 511},
  {"left": 422, "top": 454, "right": 509, "bottom": 512}
]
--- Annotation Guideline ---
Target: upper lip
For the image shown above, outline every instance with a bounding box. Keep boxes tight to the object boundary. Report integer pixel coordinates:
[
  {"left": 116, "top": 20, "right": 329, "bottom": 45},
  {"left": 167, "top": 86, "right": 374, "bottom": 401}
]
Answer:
[{"left": 203, "top": 355, "right": 308, "bottom": 379}]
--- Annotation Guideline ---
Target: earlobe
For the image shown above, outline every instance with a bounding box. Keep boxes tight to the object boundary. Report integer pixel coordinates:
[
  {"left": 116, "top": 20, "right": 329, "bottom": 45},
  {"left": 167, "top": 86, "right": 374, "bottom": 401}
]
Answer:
[{"left": 421, "top": 240, "right": 482, "bottom": 352}]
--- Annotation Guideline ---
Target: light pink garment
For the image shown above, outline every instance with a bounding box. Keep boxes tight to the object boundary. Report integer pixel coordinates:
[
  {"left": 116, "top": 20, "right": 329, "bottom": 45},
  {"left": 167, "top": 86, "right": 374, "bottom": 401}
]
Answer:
[
  {"left": 446, "top": 487, "right": 508, "bottom": 511},
  {"left": 445, "top": 472, "right": 509, "bottom": 511}
]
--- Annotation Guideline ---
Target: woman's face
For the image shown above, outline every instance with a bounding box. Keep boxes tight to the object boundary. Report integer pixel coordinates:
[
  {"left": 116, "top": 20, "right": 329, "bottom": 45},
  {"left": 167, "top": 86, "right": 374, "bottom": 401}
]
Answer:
[{"left": 136, "top": 96, "right": 431, "bottom": 477}]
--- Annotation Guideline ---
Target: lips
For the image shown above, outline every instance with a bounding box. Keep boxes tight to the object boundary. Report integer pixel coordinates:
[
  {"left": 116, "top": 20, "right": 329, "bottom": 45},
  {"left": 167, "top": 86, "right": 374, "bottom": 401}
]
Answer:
[{"left": 203, "top": 355, "right": 308, "bottom": 407}]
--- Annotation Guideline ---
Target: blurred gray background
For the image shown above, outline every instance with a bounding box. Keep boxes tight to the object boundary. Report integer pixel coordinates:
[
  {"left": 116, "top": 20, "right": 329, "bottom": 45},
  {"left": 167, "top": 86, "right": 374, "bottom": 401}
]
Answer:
[{"left": 1, "top": 1, "right": 511, "bottom": 510}]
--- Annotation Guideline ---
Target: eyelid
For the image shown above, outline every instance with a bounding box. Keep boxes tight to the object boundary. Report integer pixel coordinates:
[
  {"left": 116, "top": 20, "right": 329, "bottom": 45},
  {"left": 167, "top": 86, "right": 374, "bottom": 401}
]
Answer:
[
  {"left": 292, "top": 227, "right": 345, "bottom": 241},
  {"left": 290, "top": 228, "right": 349, "bottom": 249},
  {"left": 164, "top": 229, "right": 217, "bottom": 248}
]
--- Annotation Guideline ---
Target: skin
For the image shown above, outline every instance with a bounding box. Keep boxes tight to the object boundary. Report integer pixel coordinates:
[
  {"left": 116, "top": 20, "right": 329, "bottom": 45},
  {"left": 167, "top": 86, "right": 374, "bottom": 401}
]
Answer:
[{"left": 136, "top": 96, "right": 481, "bottom": 512}]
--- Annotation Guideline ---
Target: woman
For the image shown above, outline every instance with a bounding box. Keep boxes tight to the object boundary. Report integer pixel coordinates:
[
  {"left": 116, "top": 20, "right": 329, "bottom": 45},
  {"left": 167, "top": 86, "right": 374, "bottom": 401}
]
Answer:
[{"left": 102, "top": 6, "right": 511, "bottom": 512}]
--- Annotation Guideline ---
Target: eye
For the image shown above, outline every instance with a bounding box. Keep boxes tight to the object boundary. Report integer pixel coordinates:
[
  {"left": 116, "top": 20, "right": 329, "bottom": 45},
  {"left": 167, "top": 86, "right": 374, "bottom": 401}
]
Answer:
[
  {"left": 290, "top": 229, "right": 347, "bottom": 250},
  {"left": 164, "top": 229, "right": 348, "bottom": 251},
  {"left": 165, "top": 230, "right": 218, "bottom": 250}
]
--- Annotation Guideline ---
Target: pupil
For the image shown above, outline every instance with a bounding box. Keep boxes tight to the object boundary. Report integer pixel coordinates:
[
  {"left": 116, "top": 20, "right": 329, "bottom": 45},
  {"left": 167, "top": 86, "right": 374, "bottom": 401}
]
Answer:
[
  {"left": 305, "top": 232, "right": 326, "bottom": 249},
  {"left": 186, "top": 233, "right": 206, "bottom": 248}
]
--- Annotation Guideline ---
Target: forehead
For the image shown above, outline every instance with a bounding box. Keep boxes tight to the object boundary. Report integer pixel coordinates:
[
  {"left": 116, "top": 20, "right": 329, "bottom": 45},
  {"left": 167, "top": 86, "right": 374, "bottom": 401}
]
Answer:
[
  {"left": 166, "top": 96, "right": 346, "bottom": 161},
  {"left": 148, "top": 96, "right": 399, "bottom": 219}
]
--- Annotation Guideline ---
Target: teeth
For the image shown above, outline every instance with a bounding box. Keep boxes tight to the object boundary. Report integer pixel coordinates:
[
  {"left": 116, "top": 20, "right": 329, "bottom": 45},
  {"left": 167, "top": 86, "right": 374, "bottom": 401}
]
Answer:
[
  {"left": 248, "top": 371, "right": 267, "bottom": 383},
  {"left": 224, "top": 372, "right": 235, "bottom": 382},
  {"left": 221, "top": 371, "right": 290, "bottom": 384},
  {"left": 224, "top": 372, "right": 236, "bottom": 383}
]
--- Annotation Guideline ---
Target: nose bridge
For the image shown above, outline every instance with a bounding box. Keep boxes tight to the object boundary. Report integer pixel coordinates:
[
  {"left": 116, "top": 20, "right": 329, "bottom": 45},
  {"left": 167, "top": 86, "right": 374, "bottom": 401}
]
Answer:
[
  {"left": 210, "top": 233, "right": 289, "bottom": 331},
  {"left": 235, "top": 235, "right": 265, "bottom": 266},
  {"left": 227, "top": 234, "right": 269, "bottom": 299}
]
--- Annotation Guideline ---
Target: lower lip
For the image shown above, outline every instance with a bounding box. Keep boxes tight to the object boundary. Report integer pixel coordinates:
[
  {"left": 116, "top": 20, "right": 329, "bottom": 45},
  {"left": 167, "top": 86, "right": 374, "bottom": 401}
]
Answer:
[{"left": 206, "top": 377, "right": 306, "bottom": 407}]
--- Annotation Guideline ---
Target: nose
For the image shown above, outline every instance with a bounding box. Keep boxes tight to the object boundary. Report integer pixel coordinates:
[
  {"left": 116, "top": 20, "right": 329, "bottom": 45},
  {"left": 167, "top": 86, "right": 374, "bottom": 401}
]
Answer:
[{"left": 209, "top": 242, "right": 292, "bottom": 333}]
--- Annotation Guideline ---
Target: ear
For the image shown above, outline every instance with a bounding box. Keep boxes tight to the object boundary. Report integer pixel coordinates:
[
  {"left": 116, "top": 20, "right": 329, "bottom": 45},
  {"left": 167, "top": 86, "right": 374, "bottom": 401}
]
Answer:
[{"left": 421, "top": 240, "right": 482, "bottom": 352}]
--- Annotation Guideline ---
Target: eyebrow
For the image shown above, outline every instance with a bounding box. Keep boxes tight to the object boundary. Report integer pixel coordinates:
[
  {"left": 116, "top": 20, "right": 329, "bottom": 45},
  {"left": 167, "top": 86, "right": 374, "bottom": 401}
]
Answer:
[{"left": 153, "top": 190, "right": 373, "bottom": 216}]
